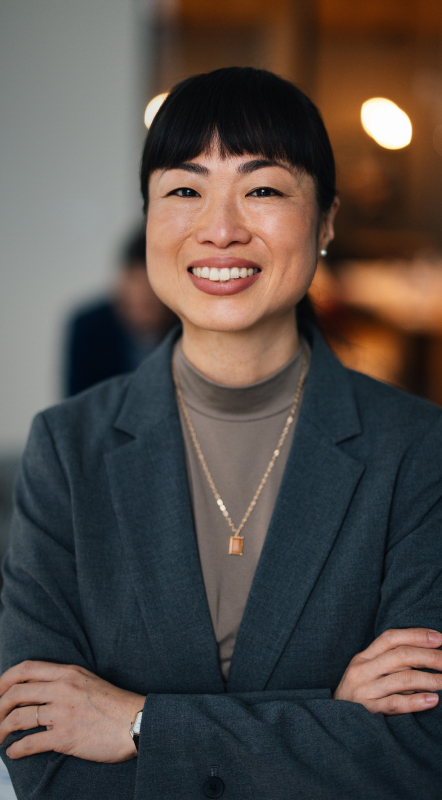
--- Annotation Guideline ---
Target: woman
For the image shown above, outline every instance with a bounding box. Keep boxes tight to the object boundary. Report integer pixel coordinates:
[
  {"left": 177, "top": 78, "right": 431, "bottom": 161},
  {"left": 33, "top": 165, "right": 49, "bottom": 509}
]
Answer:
[{"left": 1, "top": 67, "right": 442, "bottom": 800}]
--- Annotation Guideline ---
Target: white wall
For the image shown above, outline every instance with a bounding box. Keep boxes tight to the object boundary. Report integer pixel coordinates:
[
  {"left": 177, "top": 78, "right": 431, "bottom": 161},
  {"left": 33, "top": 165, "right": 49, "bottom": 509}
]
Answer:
[{"left": 0, "top": 0, "right": 151, "bottom": 451}]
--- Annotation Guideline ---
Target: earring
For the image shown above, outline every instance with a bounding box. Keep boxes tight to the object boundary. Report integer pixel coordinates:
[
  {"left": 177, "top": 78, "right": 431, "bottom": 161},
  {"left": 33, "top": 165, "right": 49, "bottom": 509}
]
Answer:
[{"left": 320, "top": 248, "right": 327, "bottom": 257}]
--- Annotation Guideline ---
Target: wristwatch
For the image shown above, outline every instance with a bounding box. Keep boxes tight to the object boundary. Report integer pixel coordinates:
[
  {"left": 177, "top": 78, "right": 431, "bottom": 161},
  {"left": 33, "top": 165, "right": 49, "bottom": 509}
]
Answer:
[{"left": 130, "top": 710, "right": 143, "bottom": 752}]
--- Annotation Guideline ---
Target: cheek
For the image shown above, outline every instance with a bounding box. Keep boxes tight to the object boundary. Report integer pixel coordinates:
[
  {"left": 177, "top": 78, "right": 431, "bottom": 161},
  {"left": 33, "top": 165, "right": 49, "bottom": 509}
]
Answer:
[
  {"left": 146, "top": 205, "right": 195, "bottom": 264},
  {"left": 146, "top": 257, "right": 179, "bottom": 313},
  {"left": 261, "top": 210, "right": 318, "bottom": 304},
  {"left": 268, "top": 214, "right": 317, "bottom": 273},
  {"left": 145, "top": 214, "right": 189, "bottom": 313},
  {"left": 258, "top": 202, "right": 317, "bottom": 250},
  {"left": 146, "top": 209, "right": 173, "bottom": 258}
]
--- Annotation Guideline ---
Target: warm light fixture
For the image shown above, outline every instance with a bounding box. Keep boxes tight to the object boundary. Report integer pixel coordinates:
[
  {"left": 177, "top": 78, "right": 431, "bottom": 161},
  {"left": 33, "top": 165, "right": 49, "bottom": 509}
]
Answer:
[
  {"left": 144, "top": 93, "right": 168, "bottom": 129},
  {"left": 361, "top": 98, "right": 412, "bottom": 150}
]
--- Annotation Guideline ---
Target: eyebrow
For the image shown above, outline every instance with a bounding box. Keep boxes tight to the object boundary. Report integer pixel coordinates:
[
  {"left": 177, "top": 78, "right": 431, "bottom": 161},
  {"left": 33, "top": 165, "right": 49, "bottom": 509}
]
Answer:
[
  {"left": 165, "top": 158, "right": 292, "bottom": 177},
  {"left": 166, "top": 163, "right": 209, "bottom": 175},
  {"left": 237, "top": 159, "right": 292, "bottom": 175}
]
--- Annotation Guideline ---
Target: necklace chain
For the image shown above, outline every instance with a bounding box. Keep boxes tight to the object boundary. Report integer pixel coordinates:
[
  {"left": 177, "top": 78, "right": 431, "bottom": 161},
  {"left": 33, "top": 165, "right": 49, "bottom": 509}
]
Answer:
[{"left": 172, "top": 347, "right": 308, "bottom": 549}]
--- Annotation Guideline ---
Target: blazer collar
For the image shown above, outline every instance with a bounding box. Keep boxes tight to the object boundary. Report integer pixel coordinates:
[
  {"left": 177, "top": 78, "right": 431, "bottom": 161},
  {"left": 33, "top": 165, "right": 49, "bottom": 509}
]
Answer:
[
  {"left": 113, "top": 324, "right": 362, "bottom": 443},
  {"left": 105, "top": 327, "right": 224, "bottom": 693},
  {"left": 301, "top": 325, "right": 362, "bottom": 443},
  {"left": 227, "top": 328, "right": 364, "bottom": 691},
  {"left": 106, "top": 325, "right": 364, "bottom": 693},
  {"left": 112, "top": 325, "right": 182, "bottom": 437}
]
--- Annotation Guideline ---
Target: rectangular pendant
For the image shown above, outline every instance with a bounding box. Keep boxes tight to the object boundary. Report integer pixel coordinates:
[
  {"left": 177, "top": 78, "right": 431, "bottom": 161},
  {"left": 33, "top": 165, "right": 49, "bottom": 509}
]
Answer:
[{"left": 229, "top": 536, "right": 244, "bottom": 555}]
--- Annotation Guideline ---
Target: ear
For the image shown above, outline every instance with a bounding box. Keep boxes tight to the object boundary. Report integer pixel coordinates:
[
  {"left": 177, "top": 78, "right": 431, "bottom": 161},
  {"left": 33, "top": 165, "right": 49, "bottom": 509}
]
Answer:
[{"left": 318, "top": 196, "right": 340, "bottom": 253}]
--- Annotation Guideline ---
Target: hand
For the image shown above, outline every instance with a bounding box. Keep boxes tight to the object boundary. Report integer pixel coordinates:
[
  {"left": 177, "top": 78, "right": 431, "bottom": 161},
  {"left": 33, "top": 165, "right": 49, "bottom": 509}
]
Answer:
[
  {"left": 0, "top": 661, "right": 146, "bottom": 762},
  {"left": 333, "top": 628, "right": 442, "bottom": 715}
]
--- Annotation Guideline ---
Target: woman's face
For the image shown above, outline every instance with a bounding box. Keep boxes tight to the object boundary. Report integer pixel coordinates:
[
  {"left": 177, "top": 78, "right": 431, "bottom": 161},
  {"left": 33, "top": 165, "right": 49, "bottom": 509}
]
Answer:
[{"left": 146, "top": 149, "right": 336, "bottom": 335}]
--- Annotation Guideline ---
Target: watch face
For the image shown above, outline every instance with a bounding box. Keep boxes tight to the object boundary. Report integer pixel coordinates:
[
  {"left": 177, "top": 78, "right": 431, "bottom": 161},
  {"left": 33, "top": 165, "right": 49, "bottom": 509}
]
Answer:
[{"left": 130, "top": 710, "right": 143, "bottom": 737}]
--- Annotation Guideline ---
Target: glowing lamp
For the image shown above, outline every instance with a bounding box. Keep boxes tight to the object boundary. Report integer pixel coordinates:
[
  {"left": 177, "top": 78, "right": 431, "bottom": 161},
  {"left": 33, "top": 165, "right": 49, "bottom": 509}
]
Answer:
[
  {"left": 361, "top": 98, "right": 412, "bottom": 150},
  {"left": 144, "top": 93, "right": 168, "bottom": 129}
]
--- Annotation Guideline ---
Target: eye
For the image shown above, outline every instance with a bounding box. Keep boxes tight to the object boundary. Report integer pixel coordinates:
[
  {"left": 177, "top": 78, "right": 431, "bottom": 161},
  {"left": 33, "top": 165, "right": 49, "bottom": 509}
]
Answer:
[
  {"left": 167, "top": 187, "right": 201, "bottom": 198},
  {"left": 248, "top": 186, "right": 283, "bottom": 198}
]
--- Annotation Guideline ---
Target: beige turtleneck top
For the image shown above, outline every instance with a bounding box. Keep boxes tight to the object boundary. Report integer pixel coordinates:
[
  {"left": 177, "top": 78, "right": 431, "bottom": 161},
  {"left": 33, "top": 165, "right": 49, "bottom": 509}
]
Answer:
[{"left": 173, "top": 340, "right": 310, "bottom": 681}]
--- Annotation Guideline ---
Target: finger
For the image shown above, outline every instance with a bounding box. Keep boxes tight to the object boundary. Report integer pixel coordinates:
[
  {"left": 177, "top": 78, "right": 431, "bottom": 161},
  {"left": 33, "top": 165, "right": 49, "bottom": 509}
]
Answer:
[
  {"left": 0, "top": 661, "right": 89, "bottom": 696},
  {"left": 371, "top": 644, "right": 442, "bottom": 678},
  {"left": 0, "top": 682, "right": 53, "bottom": 723},
  {"left": 360, "top": 629, "right": 442, "bottom": 661},
  {"left": 0, "top": 704, "right": 50, "bottom": 744},
  {"left": 346, "top": 644, "right": 442, "bottom": 693},
  {"left": 367, "top": 692, "right": 440, "bottom": 716},
  {"left": 374, "top": 667, "right": 442, "bottom": 698},
  {"left": 0, "top": 661, "right": 56, "bottom": 694},
  {"left": 346, "top": 645, "right": 442, "bottom": 694},
  {"left": 5, "top": 730, "right": 55, "bottom": 760},
  {"left": 0, "top": 661, "right": 63, "bottom": 695}
]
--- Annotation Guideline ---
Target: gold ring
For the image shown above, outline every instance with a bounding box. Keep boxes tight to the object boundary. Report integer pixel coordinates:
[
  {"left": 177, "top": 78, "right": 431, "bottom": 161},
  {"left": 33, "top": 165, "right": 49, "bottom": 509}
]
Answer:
[{"left": 36, "top": 706, "right": 40, "bottom": 727}]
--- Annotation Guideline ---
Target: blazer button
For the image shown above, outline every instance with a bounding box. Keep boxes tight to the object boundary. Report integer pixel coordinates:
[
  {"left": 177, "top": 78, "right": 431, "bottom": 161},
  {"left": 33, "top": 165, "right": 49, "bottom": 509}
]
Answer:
[{"left": 203, "top": 776, "right": 225, "bottom": 797}]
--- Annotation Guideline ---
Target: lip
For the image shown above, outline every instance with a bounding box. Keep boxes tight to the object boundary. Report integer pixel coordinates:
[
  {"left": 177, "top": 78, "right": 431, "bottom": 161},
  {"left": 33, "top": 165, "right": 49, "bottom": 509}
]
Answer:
[
  {"left": 188, "top": 271, "right": 260, "bottom": 295},
  {"left": 187, "top": 257, "right": 262, "bottom": 296}
]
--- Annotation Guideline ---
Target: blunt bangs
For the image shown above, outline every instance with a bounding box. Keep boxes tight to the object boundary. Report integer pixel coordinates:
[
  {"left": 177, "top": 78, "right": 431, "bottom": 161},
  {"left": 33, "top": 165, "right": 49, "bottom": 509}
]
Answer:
[{"left": 140, "top": 67, "right": 335, "bottom": 214}]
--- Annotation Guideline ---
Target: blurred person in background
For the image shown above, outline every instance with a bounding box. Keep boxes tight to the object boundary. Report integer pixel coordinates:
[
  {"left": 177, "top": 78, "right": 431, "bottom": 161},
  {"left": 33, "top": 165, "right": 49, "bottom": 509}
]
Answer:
[
  {"left": 65, "top": 229, "right": 176, "bottom": 395},
  {"left": 1, "top": 67, "right": 442, "bottom": 800}
]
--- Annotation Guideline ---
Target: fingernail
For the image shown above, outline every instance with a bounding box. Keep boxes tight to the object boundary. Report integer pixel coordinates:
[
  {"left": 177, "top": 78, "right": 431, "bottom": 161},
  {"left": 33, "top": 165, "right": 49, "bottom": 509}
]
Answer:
[
  {"left": 5, "top": 748, "right": 10, "bottom": 758},
  {"left": 424, "top": 694, "right": 439, "bottom": 704},
  {"left": 428, "top": 631, "right": 442, "bottom": 643}
]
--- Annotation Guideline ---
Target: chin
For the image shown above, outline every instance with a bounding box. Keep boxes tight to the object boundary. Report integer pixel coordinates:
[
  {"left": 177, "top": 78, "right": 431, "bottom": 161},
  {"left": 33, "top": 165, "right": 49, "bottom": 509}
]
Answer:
[
  {"left": 178, "top": 305, "right": 252, "bottom": 333},
  {"left": 181, "top": 304, "right": 295, "bottom": 336}
]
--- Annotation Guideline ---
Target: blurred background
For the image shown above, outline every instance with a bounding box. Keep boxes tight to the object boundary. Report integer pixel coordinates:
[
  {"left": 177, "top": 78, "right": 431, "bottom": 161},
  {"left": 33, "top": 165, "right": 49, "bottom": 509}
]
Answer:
[{"left": 2, "top": 0, "right": 442, "bottom": 573}]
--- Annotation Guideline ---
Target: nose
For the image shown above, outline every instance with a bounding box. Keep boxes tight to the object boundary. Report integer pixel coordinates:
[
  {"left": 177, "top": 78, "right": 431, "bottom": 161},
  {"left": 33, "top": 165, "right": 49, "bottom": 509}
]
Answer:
[{"left": 195, "top": 199, "right": 251, "bottom": 248}]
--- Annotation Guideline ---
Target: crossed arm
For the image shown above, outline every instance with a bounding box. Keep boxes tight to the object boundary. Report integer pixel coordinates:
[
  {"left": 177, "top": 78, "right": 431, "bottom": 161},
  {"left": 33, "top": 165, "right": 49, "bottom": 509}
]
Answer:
[{"left": 1, "top": 626, "right": 441, "bottom": 762}]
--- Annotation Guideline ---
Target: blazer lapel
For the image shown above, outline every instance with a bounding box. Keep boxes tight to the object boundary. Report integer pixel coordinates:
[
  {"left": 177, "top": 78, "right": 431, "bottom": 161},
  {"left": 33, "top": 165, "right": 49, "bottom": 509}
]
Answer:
[
  {"left": 105, "top": 333, "right": 224, "bottom": 694},
  {"left": 104, "top": 328, "right": 366, "bottom": 695},
  {"left": 228, "top": 333, "right": 365, "bottom": 692}
]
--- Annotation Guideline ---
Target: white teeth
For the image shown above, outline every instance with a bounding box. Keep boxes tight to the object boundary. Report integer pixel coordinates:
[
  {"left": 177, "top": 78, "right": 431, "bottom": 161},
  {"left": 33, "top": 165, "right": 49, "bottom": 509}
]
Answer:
[{"left": 191, "top": 266, "right": 260, "bottom": 281}]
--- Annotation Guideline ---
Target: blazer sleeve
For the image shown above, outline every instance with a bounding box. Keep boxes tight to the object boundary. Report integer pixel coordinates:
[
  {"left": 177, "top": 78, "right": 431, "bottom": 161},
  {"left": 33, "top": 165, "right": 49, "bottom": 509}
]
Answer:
[
  {"left": 0, "top": 413, "right": 139, "bottom": 799},
  {"left": 2, "top": 413, "right": 442, "bottom": 800}
]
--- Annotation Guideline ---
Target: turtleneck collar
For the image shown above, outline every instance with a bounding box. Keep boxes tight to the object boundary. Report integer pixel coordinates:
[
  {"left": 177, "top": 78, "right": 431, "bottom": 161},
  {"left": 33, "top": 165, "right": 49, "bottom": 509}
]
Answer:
[{"left": 173, "top": 338, "right": 310, "bottom": 422}]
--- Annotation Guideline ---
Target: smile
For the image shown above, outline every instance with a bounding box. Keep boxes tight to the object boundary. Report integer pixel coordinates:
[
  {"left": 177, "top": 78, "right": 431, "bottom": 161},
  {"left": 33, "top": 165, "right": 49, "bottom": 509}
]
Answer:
[
  {"left": 188, "top": 264, "right": 261, "bottom": 296},
  {"left": 189, "top": 266, "right": 260, "bottom": 282}
]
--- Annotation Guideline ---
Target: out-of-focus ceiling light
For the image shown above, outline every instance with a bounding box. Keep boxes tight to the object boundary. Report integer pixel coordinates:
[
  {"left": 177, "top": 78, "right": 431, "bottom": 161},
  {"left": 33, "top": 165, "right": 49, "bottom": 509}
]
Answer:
[
  {"left": 361, "top": 98, "right": 412, "bottom": 150},
  {"left": 144, "top": 93, "right": 168, "bottom": 128}
]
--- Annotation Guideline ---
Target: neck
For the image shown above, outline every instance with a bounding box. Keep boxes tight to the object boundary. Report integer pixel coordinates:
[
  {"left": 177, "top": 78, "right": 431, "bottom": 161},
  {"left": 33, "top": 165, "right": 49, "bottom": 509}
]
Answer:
[{"left": 180, "top": 312, "right": 300, "bottom": 386}]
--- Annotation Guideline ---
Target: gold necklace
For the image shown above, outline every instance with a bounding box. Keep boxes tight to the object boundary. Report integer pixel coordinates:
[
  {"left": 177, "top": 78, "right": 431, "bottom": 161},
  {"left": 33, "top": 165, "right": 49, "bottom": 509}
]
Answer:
[{"left": 172, "top": 347, "right": 308, "bottom": 555}]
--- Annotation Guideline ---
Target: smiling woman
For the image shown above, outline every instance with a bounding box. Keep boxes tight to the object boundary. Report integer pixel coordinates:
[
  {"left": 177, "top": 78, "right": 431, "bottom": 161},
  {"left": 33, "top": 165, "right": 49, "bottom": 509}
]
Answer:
[
  {"left": 1, "top": 67, "right": 442, "bottom": 800},
  {"left": 146, "top": 152, "right": 332, "bottom": 383},
  {"left": 142, "top": 68, "right": 337, "bottom": 384}
]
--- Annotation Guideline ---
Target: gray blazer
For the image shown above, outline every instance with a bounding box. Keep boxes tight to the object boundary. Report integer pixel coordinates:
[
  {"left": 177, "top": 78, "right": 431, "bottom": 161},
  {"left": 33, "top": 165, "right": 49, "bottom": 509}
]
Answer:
[{"left": 2, "top": 326, "right": 442, "bottom": 799}]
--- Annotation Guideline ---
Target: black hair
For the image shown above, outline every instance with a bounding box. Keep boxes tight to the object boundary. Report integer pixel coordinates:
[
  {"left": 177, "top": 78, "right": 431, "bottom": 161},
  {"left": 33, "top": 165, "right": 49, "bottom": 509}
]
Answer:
[
  {"left": 140, "top": 67, "right": 335, "bottom": 215},
  {"left": 140, "top": 67, "right": 335, "bottom": 330},
  {"left": 119, "top": 228, "right": 146, "bottom": 268}
]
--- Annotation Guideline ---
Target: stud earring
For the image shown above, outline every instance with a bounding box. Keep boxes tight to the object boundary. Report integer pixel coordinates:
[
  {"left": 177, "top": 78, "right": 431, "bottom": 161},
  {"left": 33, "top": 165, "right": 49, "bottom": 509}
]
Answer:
[{"left": 320, "top": 248, "right": 327, "bottom": 257}]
